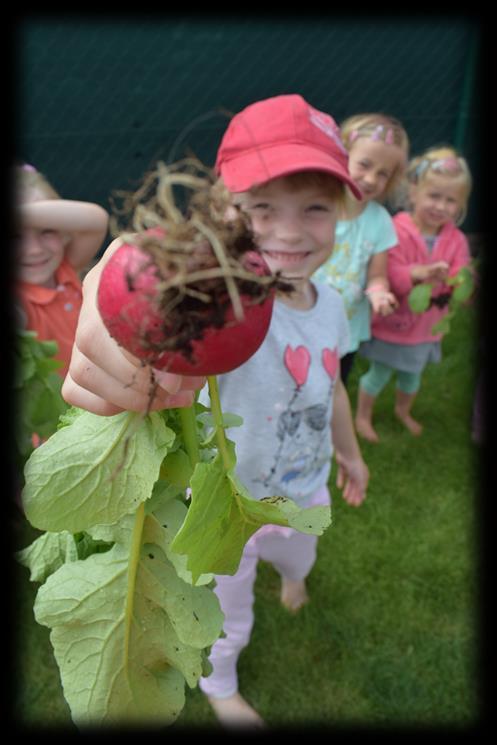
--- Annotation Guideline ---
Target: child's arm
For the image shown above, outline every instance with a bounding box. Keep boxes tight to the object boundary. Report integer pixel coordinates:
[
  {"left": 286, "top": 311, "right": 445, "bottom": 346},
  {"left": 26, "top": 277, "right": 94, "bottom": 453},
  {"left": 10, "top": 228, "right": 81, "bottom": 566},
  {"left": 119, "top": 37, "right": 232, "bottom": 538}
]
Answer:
[
  {"left": 331, "top": 376, "right": 369, "bottom": 506},
  {"left": 388, "top": 243, "right": 449, "bottom": 295},
  {"left": 410, "top": 261, "right": 450, "bottom": 284},
  {"left": 20, "top": 199, "right": 109, "bottom": 273},
  {"left": 413, "top": 233, "right": 471, "bottom": 290},
  {"left": 365, "top": 251, "right": 398, "bottom": 315}
]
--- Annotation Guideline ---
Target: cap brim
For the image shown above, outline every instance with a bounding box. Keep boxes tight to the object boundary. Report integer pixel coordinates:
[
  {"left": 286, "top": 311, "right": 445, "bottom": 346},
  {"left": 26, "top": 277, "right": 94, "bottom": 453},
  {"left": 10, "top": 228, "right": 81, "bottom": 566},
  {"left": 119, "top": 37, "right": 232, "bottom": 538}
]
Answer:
[{"left": 218, "top": 143, "right": 362, "bottom": 199}]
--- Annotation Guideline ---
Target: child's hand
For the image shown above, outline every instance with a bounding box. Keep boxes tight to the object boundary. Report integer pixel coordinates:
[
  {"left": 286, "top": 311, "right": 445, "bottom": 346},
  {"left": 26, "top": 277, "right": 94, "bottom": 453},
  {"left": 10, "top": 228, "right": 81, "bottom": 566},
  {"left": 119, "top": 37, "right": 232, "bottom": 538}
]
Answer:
[
  {"left": 411, "top": 261, "right": 450, "bottom": 284},
  {"left": 335, "top": 451, "right": 369, "bottom": 507},
  {"left": 428, "top": 261, "right": 450, "bottom": 283},
  {"left": 368, "top": 288, "right": 399, "bottom": 316}
]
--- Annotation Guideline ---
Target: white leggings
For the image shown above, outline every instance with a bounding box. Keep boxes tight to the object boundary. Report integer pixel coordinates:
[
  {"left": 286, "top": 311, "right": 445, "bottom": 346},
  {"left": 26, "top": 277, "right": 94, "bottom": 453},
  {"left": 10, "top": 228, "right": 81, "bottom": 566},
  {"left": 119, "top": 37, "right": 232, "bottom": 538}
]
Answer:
[{"left": 199, "top": 485, "right": 330, "bottom": 699}]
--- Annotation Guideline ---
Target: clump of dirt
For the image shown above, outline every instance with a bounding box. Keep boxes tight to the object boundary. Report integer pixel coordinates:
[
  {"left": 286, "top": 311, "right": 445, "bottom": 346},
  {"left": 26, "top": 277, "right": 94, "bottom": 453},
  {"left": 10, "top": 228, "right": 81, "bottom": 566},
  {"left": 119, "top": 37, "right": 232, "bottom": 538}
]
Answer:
[{"left": 110, "top": 158, "right": 293, "bottom": 358}]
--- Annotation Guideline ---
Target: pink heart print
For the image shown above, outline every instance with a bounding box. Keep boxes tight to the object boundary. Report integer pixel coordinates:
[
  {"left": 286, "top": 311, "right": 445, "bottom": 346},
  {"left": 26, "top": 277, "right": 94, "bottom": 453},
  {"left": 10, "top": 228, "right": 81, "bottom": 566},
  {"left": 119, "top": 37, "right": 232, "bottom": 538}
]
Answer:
[
  {"left": 284, "top": 345, "right": 311, "bottom": 387},
  {"left": 322, "top": 347, "right": 338, "bottom": 380}
]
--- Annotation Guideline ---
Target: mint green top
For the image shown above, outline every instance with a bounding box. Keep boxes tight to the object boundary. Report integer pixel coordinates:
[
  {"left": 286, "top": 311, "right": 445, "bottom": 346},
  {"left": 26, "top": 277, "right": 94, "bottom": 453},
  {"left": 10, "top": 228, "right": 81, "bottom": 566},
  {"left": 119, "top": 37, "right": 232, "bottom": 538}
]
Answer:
[{"left": 313, "top": 201, "right": 397, "bottom": 352}]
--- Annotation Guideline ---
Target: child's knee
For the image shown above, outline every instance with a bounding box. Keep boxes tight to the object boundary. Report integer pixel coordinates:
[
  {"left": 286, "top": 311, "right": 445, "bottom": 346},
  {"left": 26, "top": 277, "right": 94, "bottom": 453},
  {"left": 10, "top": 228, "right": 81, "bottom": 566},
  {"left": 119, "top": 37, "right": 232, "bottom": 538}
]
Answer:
[
  {"left": 397, "top": 371, "right": 421, "bottom": 394},
  {"left": 271, "top": 533, "right": 318, "bottom": 581},
  {"left": 360, "top": 361, "right": 393, "bottom": 396}
]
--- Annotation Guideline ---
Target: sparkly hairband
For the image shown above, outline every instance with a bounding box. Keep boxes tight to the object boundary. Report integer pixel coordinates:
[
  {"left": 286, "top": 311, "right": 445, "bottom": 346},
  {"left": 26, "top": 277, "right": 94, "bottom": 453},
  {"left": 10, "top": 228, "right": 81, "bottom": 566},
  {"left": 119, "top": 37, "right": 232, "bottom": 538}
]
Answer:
[
  {"left": 414, "top": 156, "right": 462, "bottom": 180},
  {"left": 349, "top": 124, "right": 397, "bottom": 146}
]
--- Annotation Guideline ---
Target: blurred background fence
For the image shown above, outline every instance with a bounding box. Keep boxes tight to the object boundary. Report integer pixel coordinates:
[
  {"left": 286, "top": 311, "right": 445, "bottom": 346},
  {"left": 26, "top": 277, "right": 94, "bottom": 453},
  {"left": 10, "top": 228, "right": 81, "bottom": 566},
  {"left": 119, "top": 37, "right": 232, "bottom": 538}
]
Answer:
[{"left": 16, "top": 15, "right": 484, "bottom": 238}]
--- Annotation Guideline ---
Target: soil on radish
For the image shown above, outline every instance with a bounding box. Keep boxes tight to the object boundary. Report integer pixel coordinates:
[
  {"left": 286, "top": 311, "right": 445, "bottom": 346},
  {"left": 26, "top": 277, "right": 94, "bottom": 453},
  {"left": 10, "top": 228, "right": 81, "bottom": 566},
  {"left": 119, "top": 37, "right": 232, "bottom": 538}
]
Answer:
[{"left": 108, "top": 159, "right": 293, "bottom": 363}]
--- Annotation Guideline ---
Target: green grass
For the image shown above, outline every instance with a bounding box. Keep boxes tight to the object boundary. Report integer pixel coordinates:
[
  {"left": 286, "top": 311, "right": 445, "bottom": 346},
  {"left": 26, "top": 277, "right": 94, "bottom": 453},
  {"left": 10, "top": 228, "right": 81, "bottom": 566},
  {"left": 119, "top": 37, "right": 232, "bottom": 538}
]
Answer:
[{"left": 12, "top": 306, "right": 481, "bottom": 730}]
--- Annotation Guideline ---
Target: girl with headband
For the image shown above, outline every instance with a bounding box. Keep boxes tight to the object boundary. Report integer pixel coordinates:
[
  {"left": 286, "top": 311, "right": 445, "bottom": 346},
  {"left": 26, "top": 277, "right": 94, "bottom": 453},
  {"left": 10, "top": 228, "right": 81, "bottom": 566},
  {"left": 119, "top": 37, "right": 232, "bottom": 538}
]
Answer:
[
  {"left": 313, "top": 112, "right": 409, "bottom": 384},
  {"left": 356, "top": 145, "right": 472, "bottom": 441}
]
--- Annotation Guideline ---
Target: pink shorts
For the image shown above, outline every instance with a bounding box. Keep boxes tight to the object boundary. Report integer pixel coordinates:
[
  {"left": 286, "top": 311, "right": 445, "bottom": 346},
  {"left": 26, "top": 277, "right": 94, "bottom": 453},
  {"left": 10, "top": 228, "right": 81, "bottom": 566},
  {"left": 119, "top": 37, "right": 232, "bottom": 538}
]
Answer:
[{"left": 199, "top": 484, "right": 331, "bottom": 699}]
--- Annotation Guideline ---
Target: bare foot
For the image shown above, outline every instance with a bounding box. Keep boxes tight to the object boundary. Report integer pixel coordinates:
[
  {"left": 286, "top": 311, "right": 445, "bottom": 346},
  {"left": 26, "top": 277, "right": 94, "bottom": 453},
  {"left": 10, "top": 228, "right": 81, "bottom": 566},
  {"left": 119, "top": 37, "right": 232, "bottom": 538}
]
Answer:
[
  {"left": 281, "top": 578, "right": 309, "bottom": 612},
  {"left": 207, "top": 692, "right": 265, "bottom": 729},
  {"left": 395, "top": 409, "right": 423, "bottom": 436},
  {"left": 355, "top": 417, "right": 380, "bottom": 443}
]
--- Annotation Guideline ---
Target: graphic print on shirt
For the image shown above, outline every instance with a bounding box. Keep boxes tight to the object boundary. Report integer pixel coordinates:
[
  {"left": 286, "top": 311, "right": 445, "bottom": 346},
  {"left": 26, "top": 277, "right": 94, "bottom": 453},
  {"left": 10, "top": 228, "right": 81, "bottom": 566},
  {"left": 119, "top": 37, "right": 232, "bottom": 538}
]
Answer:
[
  {"left": 316, "top": 235, "right": 374, "bottom": 319},
  {"left": 322, "top": 347, "right": 339, "bottom": 387},
  {"left": 258, "top": 344, "right": 338, "bottom": 489}
]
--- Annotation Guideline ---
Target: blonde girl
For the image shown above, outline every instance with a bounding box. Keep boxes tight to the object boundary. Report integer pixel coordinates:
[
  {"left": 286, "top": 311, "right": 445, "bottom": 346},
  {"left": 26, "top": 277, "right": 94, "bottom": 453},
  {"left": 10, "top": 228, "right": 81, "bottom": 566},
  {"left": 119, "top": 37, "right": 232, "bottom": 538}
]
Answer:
[
  {"left": 313, "top": 112, "right": 409, "bottom": 383},
  {"left": 15, "top": 164, "right": 109, "bottom": 376},
  {"left": 61, "top": 94, "right": 370, "bottom": 726},
  {"left": 356, "top": 146, "right": 472, "bottom": 441}
]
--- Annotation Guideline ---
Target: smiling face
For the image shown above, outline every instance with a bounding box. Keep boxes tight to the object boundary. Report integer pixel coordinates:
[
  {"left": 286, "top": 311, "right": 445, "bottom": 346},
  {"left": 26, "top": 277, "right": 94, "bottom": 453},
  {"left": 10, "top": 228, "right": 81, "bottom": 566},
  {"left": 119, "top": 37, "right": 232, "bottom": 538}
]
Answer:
[
  {"left": 347, "top": 138, "right": 404, "bottom": 204},
  {"left": 17, "top": 226, "right": 65, "bottom": 287},
  {"left": 410, "top": 172, "right": 466, "bottom": 235},
  {"left": 16, "top": 183, "right": 66, "bottom": 288},
  {"left": 234, "top": 176, "right": 340, "bottom": 286}
]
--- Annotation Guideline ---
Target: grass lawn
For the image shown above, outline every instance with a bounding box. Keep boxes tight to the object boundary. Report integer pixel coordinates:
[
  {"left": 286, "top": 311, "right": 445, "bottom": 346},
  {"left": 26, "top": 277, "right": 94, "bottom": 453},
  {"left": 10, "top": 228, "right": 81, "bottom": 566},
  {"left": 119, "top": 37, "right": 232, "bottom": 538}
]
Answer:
[{"left": 11, "top": 305, "right": 482, "bottom": 731}]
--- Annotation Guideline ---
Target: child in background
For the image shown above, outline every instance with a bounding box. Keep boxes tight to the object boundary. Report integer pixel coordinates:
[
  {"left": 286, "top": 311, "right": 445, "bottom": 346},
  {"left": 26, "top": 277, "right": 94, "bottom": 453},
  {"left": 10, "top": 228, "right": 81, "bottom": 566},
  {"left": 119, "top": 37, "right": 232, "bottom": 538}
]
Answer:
[
  {"left": 313, "top": 113, "right": 408, "bottom": 383},
  {"left": 356, "top": 146, "right": 472, "bottom": 441},
  {"left": 15, "top": 164, "right": 109, "bottom": 377},
  {"left": 62, "top": 94, "right": 369, "bottom": 728}
]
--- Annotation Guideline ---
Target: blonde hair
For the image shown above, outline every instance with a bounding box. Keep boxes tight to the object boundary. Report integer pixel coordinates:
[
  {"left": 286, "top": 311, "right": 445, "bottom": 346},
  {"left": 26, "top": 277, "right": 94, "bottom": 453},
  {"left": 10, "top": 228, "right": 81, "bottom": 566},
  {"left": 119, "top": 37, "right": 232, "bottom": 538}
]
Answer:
[
  {"left": 402, "top": 145, "right": 472, "bottom": 225},
  {"left": 218, "top": 169, "right": 346, "bottom": 209},
  {"left": 15, "top": 164, "right": 60, "bottom": 203},
  {"left": 340, "top": 113, "right": 409, "bottom": 199},
  {"left": 15, "top": 164, "right": 72, "bottom": 248},
  {"left": 246, "top": 171, "right": 346, "bottom": 207},
  {"left": 257, "top": 170, "right": 345, "bottom": 201}
]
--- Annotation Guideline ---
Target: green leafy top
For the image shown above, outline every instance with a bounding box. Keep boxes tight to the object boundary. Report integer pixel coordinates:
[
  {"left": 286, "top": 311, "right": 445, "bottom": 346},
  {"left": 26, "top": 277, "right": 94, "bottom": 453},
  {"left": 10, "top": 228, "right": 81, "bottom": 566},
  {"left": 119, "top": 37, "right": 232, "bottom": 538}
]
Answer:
[
  {"left": 407, "top": 264, "right": 475, "bottom": 336},
  {"left": 14, "top": 330, "right": 68, "bottom": 471},
  {"left": 18, "top": 394, "right": 330, "bottom": 726}
]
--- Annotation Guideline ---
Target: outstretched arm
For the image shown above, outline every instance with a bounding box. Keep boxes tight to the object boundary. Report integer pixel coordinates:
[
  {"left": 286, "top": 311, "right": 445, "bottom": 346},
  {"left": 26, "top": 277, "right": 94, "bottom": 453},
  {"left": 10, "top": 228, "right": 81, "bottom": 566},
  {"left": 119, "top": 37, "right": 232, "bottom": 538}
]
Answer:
[
  {"left": 365, "top": 251, "right": 398, "bottom": 316},
  {"left": 331, "top": 376, "right": 369, "bottom": 506}
]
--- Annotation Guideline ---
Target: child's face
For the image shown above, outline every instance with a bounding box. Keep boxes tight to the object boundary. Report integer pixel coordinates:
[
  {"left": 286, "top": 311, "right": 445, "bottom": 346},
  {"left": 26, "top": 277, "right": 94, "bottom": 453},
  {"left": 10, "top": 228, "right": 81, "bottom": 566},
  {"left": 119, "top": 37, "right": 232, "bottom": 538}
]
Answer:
[
  {"left": 410, "top": 173, "right": 466, "bottom": 235},
  {"left": 347, "top": 138, "right": 403, "bottom": 202},
  {"left": 17, "top": 226, "right": 65, "bottom": 287},
  {"left": 234, "top": 177, "right": 339, "bottom": 280}
]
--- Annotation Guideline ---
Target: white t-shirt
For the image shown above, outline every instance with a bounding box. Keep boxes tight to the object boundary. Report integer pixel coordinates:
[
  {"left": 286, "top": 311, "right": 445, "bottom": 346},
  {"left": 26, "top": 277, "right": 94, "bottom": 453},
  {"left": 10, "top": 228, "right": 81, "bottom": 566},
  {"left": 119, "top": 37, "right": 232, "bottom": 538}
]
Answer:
[{"left": 199, "top": 282, "right": 349, "bottom": 508}]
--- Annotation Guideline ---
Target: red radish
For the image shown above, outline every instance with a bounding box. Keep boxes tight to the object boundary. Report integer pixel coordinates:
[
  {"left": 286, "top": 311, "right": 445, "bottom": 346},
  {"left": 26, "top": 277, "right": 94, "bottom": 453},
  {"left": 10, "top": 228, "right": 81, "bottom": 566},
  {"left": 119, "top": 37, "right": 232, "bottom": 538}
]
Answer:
[{"left": 98, "top": 240, "right": 276, "bottom": 375}]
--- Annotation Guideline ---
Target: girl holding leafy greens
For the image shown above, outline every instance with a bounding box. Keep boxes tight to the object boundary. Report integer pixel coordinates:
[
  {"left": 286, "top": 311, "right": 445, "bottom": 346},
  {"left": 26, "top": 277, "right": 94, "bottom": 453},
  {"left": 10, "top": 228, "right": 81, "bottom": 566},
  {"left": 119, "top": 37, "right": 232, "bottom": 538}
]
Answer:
[
  {"left": 356, "top": 145, "right": 473, "bottom": 441},
  {"left": 62, "top": 94, "right": 369, "bottom": 728}
]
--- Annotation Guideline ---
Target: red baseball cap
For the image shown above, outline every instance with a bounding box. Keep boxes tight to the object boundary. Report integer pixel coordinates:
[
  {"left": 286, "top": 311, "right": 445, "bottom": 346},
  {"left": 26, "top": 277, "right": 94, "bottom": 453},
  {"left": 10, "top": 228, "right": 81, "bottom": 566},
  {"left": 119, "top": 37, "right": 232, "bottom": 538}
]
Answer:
[{"left": 215, "top": 94, "right": 362, "bottom": 199}]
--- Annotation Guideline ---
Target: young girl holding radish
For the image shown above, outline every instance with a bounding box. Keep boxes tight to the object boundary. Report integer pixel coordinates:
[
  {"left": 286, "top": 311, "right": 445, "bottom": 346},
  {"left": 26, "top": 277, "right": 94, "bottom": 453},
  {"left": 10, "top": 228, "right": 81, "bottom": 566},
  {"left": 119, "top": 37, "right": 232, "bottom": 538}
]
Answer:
[
  {"left": 15, "top": 164, "right": 109, "bottom": 377},
  {"left": 61, "top": 94, "right": 369, "bottom": 727},
  {"left": 356, "top": 145, "right": 473, "bottom": 441},
  {"left": 313, "top": 112, "right": 409, "bottom": 383}
]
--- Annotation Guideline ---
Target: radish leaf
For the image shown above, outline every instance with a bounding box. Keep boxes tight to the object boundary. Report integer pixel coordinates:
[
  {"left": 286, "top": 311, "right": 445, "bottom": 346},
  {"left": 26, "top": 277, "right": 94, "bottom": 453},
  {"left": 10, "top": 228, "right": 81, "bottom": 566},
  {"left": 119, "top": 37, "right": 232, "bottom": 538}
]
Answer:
[
  {"left": 16, "top": 531, "right": 78, "bottom": 583},
  {"left": 171, "top": 444, "right": 331, "bottom": 582},
  {"left": 408, "top": 283, "right": 432, "bottom": 313},
  {"left": 22, "top": 410, "right": 174, "bottom": 533},
  {"left": 33, "top": 511, "right": 223, "bottom": 726}
]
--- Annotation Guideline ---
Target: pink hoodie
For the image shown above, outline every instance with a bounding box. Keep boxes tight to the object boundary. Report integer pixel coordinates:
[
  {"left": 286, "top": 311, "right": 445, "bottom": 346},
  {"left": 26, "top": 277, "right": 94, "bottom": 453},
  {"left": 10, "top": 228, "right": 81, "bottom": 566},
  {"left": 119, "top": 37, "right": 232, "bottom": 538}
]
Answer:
[{"left": 371, "top": 212, "right": 471, "bottom": 344}]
